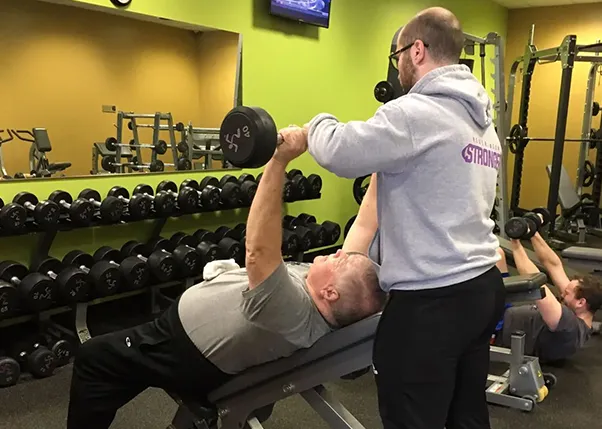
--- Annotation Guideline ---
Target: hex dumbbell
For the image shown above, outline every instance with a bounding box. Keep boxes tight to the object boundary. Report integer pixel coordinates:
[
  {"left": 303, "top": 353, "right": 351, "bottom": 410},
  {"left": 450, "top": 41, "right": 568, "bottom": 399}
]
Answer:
[
  {"left": 147, "top": 237, "right": 203, "bottom": 279},
  {"left": 179, "top": 179, "right": 221, "bottom": 211},
  {"left": 12, "top": 192, "right": 60, "bottom": 228},
  {"left": 107, "top": 186, "right": 152, "bottom": 221},
  {"left": 0, "top": 197, "right": 27, "bottom": 233},
  {"left": 93, "top": 247, "right": 150, "bottom": 290},
  {"left": 48, "top": 190, "right": 95, "bottom": 226},
  {"left": 0, "top": 261, "right": 55, "bottom": 312},
  {"left": 62, "top": 251, "right": 121, "bottom": 298},
  {"left": 121, "top": 241, "right": 177, "bottom": 283},
  {"left": 31, "top": 258, "right": 90, "bottom": 304},
  {"left": 199, "top": 176, "right": 242, "bottom": 208},
  {"left": 78, "top": 189, "right": 124, "bottom": 224},
  {"left": 156, "top": 180, "right": 199, "bottom": 214},
  {"left": 132, "top": 184, "right": 176, "bottom": 217}
]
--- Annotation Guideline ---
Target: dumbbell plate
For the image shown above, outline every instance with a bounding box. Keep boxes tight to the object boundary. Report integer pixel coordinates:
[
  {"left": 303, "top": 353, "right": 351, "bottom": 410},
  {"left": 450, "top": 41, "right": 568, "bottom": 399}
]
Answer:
[
  {"left": 173, "top": 245, "right": 202, "bottom": 277},
  {"left": 147, "top": 250, "right": 176, "bottom": 282},
  {"left": 322, "top": 221, "right": 341, "bottom": 245},
  {"left": 217, "top": 238, "right": 243, "bottom": 264},
  {"left": 504, "top": 217, "right": 528, "bottom": 240},
  {"left": 51, "top": 340, "right": 74, "bottom": 367},
  {"left": 120, "top": 256, "right": 150, "bottom": 290},
  {"left": 49, "top": 190, "right": 73, "bottom": 208},
  {"left": 154, "top": 192, "right": 176, "bottom": 216},
  {"left": 0, "top": 281, "right": 18, "bottom": 319},
  {"left": 57, "top": 266, "right": 90, "bottom": 303},
  {"left": 0, "top": 356, "right": 20, "bottom": 387},
  {"left": 89, "top": 261, "right": 121, "bottom": 297},
  {"left": 197, "top": 242, "right": 222, "bottom": 265},
  {"left": 200, "top": 177, "right": 220, "bottom": 189},
  {"left": 0, "top": 203, "right": 27, "bottom": 232},
  {"left": 21, "top": 273, "right": 56, "bottom": 312},
  {"left": 194, "top": 229, "right": 217, "bottom": 245},
  {"left": 28, "top": 346, "right": 57, "bottom": 378}
]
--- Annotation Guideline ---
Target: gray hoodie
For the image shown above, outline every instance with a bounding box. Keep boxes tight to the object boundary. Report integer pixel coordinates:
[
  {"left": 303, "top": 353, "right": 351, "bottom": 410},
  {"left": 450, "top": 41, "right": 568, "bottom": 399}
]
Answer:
[{"left": 307, "top": 64, "right": 501, "bottom": 291}]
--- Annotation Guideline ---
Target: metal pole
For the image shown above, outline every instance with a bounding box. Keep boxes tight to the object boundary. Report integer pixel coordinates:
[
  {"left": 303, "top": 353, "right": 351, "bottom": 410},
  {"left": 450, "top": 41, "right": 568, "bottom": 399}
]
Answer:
[
  {"left": 547, "top": 35, "right": 577, "bottom": 235},
  {"left": 576, "top": 63, "right": 599, "bottom": 195}
]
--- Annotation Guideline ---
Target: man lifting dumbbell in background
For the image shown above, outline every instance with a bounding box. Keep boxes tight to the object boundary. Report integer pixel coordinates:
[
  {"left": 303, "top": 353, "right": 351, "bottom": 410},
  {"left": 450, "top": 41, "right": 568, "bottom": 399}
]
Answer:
[
  {"left": 281, "top": 6, "right": 505, "bottom": 429},
  {"left": 66, "top": 120, "right": 386, "bottom": 429},
  {"left": 496, "top": 211, "right": 602, "bottom": 362}
]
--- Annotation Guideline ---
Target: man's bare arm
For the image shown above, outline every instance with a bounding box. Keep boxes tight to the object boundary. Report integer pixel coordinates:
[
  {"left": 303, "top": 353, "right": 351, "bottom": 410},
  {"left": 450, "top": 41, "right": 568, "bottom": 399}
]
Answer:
[
  {"left": 530, "top": 233, "right": 570, "bottom": 294},
  {"left": 245, "top": 159, "right": 287, "bottom": 289},
  {"left": 512, "top": 239, "right": 563, "bottom": 331},
  {"left": 342, "top": 174, "right": 377, "bottom": 255}
]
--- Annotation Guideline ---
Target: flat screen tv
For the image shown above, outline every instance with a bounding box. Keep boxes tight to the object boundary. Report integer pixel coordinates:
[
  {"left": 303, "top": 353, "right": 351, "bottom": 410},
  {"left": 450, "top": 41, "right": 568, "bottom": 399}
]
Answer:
[{"left": 270, "top": 0, "right": 332, "bottom": 28}]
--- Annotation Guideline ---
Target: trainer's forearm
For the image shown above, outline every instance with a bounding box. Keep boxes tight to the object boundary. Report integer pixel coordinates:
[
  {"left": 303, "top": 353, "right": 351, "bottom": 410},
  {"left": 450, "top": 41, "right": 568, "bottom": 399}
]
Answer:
[
  {"left": 245, "top": 159, "right": 286, "bottom": 260},
  {"left": 512, "top": 240, "right": 540, "bottom": 275},
  {"left": 530, "top": 233, "right": 562, "bottom": 268}
]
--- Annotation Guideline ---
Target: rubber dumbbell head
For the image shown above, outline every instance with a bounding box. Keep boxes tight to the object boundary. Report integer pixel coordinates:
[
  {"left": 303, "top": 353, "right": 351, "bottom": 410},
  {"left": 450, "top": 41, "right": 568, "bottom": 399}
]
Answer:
[
  {"left": 238, "top": 173, "right": 255, "bottom": 185},
  {"left": 94, "top": 246, "right": 149, "bottom": 290},
  {"left": 108, "top": 186, "right": 152, "bottom": 220},
  {"left": 0, "top": 280, "right": 18, "bottom": 318},
  {"left": 50, "top": 339, "right": 74, "bottom": 367},
  {"left": 0, "top": 356, "right": 20, "bottom": 387},
  {"left": 196, "top": 241, "right": 223, "bottom": 266},
  {"left": 307, "top": 174, "right": 322, "bottom": 197},
  {"left": 532, "top": 207, "right": 552, "bottom": 227},
  {"left": 524, "top": 212, "right": 542, "bottom": 230},
  {"left": 282, "top": 229, "right": 301, "bottom": 255},
  {"left": 504, "top": 217, "right": 529, "bottom": 240},
  {"left": 63, "top": 250, "right": 121, "bottom": 297},
  {"left": 290, "top": 175, "right": 310, "bottom": 200},
  {"left": 157, "top": 181, "right": 199, "bottom": 213},
  {"left": 194, "top": 229, "right": 217, "bottom": 245},
  {"left": 172, "top": 245, "right": 202, "bottom": 278},
  {"left": 26, "top": 343, "right": 57, "bottom": 379},
  {"left": 239, "top": 181, "right": 258, "bottom": 206},
  {"left": 219, "top": 174, "right": 238, "bottom": 188},
  {"left": 321, "top": 221, "right": 341, "bottom": 245},
  {"left": 0, "top": 201, "right": 27, "bottom": 233},
  {"left": 287, "top": 169, "right": 303, "bottom": 179},
  {"left": 170, "top": 232, "right": 199, "bottom": 249},
  {"left": 134, "top": 184, "right": 176, "bottom": 217}
]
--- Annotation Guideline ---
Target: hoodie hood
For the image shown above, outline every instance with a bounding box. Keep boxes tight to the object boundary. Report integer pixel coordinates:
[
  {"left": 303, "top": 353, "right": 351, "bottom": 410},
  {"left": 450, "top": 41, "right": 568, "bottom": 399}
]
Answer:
[{"left": 408, "top": 64, "right": 493, "bottom": 128}]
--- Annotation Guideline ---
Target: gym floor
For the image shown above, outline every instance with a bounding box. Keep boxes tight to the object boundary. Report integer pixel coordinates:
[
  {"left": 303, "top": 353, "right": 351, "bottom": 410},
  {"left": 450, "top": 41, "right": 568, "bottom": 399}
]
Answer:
[{"left": 0, "top": 334, "right": 600, "bottom": 429}]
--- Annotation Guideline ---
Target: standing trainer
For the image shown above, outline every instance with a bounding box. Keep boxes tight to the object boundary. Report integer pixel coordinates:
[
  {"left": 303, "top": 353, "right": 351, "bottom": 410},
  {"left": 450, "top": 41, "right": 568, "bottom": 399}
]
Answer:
[{"left": 288, "top": 7, "right": 506, "bottom": 429}]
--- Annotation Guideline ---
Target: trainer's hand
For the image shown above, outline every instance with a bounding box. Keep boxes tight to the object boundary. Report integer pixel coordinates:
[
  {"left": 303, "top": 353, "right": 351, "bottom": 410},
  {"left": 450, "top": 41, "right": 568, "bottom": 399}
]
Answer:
[{"left": 274, "top": 126, "right": 308, "bottom": 164}]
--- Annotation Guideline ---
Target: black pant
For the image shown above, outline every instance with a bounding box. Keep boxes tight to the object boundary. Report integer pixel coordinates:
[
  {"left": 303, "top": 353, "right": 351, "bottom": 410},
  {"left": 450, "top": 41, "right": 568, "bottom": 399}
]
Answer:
[
  {"left": 373, "top": 267, "right": 506, "bottom": 429},
  {"left": 67, "top": 300, "right": 232, "bottom": 429}
]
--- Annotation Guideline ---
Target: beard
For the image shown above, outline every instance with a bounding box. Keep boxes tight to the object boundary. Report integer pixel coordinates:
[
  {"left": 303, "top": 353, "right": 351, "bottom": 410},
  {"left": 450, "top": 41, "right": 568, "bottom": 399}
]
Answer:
[{"left": 398, "top": 53, "right": 417, "bottom": 94}]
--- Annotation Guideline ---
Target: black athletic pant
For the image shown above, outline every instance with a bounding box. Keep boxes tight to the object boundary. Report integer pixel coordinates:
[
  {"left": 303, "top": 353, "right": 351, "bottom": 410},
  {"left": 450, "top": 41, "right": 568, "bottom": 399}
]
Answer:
[
  {"left": 373, "top": 267, "right": 506, "bottom": 429},
  {"left": 67, "top": 300, "right": 232, "bottom": 429}
]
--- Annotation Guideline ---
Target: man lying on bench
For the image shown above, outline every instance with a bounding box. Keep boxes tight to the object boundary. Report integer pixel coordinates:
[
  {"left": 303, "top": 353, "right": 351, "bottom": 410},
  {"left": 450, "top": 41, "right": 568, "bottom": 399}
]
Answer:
[
  {"left": 66, "top": 127, "right": 386, "bottom": 429},
  {"left": 495, "top": 226, "right": 602, "bottom": 362}
]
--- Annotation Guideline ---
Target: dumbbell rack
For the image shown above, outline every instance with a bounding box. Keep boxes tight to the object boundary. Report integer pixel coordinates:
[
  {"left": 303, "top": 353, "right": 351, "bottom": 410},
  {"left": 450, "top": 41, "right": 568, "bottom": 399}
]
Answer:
[{"left": 175, "top": 124, "right": 225, "bottom": 171}]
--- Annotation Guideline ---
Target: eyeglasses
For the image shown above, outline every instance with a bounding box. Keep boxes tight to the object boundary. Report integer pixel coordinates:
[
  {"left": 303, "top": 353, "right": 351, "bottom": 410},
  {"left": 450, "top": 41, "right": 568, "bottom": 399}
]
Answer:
[{"left": 389, "top": 40, "right": 430, "bottom": 70}]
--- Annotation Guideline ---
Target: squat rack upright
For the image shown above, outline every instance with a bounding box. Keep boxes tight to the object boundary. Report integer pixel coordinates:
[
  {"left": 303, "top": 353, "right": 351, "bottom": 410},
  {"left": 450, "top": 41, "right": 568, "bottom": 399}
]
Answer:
[{"left": 506, "top": 25, "right": 602, "bottom": 234}]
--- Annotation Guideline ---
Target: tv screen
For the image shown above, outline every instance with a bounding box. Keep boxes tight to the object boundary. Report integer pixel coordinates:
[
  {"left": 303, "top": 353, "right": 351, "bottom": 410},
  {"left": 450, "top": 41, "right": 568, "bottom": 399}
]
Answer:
[{"left": 270, "top": 0, "right": 332, "bottom": 28}]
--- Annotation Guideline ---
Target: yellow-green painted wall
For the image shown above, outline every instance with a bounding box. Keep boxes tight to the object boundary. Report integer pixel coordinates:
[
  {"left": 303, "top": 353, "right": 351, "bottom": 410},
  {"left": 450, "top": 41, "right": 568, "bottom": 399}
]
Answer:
[
  {"left": 506, "top": 4, "right": 602, "bottom": 210},
  {"left": 1, "top": 0, "right": 507, "bottom": 265}
]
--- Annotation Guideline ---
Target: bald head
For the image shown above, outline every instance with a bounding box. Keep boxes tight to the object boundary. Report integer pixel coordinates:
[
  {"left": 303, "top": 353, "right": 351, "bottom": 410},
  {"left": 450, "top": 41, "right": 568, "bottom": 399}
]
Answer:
[{"left": 399, "top": 7, "right": 464, "bottom": 65}]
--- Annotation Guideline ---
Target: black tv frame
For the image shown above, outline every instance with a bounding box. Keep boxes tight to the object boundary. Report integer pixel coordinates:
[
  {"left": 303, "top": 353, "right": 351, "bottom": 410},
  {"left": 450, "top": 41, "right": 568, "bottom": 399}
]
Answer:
[{"left": 269, "top": 0, "right": 332, "bottom": 29}]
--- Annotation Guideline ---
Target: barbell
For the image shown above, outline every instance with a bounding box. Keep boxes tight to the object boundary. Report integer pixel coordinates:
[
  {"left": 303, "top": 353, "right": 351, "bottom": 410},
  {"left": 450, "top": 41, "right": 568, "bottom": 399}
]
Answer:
[{"left": 507, "top": 124, "right": 602, "bottom": 154}]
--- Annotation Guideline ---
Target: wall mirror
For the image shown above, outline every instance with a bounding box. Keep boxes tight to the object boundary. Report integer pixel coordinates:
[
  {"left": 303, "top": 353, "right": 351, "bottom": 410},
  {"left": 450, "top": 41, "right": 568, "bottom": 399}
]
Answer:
[{"left": 0, "top": 0, "right": 242, "bottom": 180}]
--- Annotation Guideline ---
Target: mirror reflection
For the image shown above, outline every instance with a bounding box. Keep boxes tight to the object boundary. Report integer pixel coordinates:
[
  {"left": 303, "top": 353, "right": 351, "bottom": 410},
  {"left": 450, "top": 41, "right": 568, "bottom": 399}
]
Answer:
[{"left": 0, "top": 0, "right": 241, "bottom": 179}]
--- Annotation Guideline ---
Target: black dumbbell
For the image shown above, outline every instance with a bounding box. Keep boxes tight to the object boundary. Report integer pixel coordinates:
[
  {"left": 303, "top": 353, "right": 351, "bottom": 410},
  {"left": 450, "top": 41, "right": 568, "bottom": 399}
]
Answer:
[
  {"left": 93, "top": 247, "right": 150, "bottom": 290},
  {"left": 179, "top": 179, "right": 221, "bottom": 211},
  {"left": 526, "top": 207, "right": 552, "bottom": 230},
  {"left": 10, "top": 341, "right": 56, "bottom": 379},
  {"left": 62, "top": 251, "right": 121, "bottom": 297},
  {"left": 170, "top": 232, "right": 223, "bottom": 266},
  {"left": 13, "top": 192, "right": 60, "bottom": 228},
  {"left": 39, "top": 329, "right": 74, "bottom": 368},
  {"left": 256, "top": 172, "right": 295, "bottom": 202},
  {"left": 0, "top": 261, "right": 55, "bottom": 312},
  {"left": 0, "top": 197, "right": 27, "bottom": 233},
  {"left": 121, "top": 241, "right": 177, "bottom": 283},
  {"left": 78, "top": 189, "right": 124, "bottom": 223},
  {"left": 199, "top": 176, "right": 242, "bottom": 208},
  {"left": 31, "top": 258, "right": 90, "bottom": 304},
  {"left": 287, "top": 170, "right": 311, "bottom": 200},
  {"left": 0, "top": 279, "right": 19, "bottom": 319},
  {"left": 282, "top": 219, "right": 315, "bottom": 251},
  {"left": 297, "top": 213, "right": 341, "bottom": 245},
  {"left": 156, "top": 180, "right": 199, "bottom": 214},
  {"left": 147, "top": 237, "right": 202, "bottom": 279},
  {"left": 504, "top": 217, "right": 538, "bottom": 240},
  {"left": 214, "top": 225, "right": 246, "bottom": 264},
  {"left": 48, "top": 190, "right": 95, "bottom": 226},
  {"left": 282, "top": 229, "right": 301, "bottom": 255},
  {"left": 108, "top": 186, "right": 152, "bottom": 221},
  {"left": 233, "top": 174, "right": 258, "bottom": 206},
  {"left": 132, "top": 184, "right": 176, "bottom": 217},
  {"left": 0, "top": 354, "right": 20, "bottom": 387},
  {"left": 284, "top": 214, "right": 327, "bottom": 248}
]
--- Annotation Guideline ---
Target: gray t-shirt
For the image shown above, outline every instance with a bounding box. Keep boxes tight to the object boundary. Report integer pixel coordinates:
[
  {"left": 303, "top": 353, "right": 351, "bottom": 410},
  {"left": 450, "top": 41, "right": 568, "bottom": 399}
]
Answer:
[
  {"left": 178, "top": 261, "right": 333, "bottom": 374},
  {"left": 502, "top": 304, "right": 592, "bottom": 362}
]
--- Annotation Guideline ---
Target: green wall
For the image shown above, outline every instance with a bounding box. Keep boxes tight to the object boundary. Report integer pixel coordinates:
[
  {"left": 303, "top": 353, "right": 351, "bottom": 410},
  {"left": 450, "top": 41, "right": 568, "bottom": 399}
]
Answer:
[{"left": 1, "top": 0, "right": 507, "bottom": 265}]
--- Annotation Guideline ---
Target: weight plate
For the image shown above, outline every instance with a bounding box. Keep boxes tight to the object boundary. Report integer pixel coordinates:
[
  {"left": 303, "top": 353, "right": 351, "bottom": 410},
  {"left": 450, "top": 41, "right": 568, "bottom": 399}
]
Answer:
[
  {"left": 582, "top": 160, "right": 595, "bottom": 187},
  {"left": 177, "top": 157, "right": 192, "bottom": 171},
  {"left": 155, "top": 140, "right": 168, "bottom": 155},
  {"left": 374, "top": 80, "right": 395, "bottom": 103},
  {"left": 104, "top": 137, "right": 118, "bottom": 151},
  {"left": 508, "top": 124, "right": 527, "bottom": 155}
]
